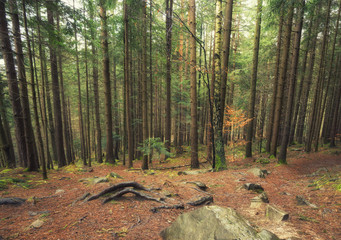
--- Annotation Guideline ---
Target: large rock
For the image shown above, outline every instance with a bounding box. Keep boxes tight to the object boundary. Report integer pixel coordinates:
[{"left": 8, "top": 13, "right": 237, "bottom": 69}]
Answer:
[
  {"left": 160, "top": 206, "right": 279, "bottom": 240},
  {"left": 248, "top": 168, "right": 269, "bottom": 178},
  {"left": 266, "top": 205, "right": 289, "bottom": 222}
]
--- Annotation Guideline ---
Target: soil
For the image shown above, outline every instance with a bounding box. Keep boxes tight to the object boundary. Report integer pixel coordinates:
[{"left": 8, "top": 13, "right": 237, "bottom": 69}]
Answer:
[{"left": 0, "top": 146, "right": 340, "bottom": 240}]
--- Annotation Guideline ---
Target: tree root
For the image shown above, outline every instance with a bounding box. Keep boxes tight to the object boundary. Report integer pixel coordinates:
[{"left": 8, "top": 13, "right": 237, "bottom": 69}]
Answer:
[
  {"left": 151, "top": 204, "right": 185, "bottom": 213},
  {"left": 187, "top": 196, "right": 213, "bottom": 206},
  {"left": 87, "top": 181, "right": 150, "bottom": 201},
  {"left": 102, "top": 188, "right": 164, "bottom": 204},
  {"left": 152, "top": 161, "right": 209, "bottom": 170}
]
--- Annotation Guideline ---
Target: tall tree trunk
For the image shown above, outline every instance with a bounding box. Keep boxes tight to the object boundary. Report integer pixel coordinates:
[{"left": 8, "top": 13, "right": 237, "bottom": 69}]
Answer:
[
  {"left": 124, "top": 0, "right": 133, "bottom": 167},
  {"left": 99, "top": 0, "right": 114, "bottom": 164},
  {"left": 9, "top": 0, "right": 39, "bottom": 171},
  {"left": 165, "top": 0, "right": 173, "bottom": 154},
  {"left": 46, "top": 0, "right": 66, "bottom": 167},
  {"left": 270, "top": 4, "right": 294, "bottom": 156},
  {"left": 0, "top": 76, "right": 16, "bottom": 168},
  {"left": 246, "top": 0, "right": 262, "bottom": 158},
  {"left": 265, "top": 10, "right": 284, "bottom": 153},
  {"left": 0, "top": 0, "right": 28, "bottom": 168},
  {"left": 189, "top": 0, "right": 199, "bottom": 169},
  {"left": 213, "top": 0, "right": 226, "bottom": 170},
  {"left": 74, "top": 0, "right": 86, "bottom": 165},
  {"left": 141, "top": 0, "right": 149, "bottom": 170},
  {"left": 278, "top": 0, "right": 305, "bottom": 163},
  {"left": 22, "top": 0, "right": 47, "bottom": 177},
  {"left": 89, "top": 0, "right": 102, "bottom": 163},
  {"left": 305, "top": 0, "right": 332, "bottom": 152}
]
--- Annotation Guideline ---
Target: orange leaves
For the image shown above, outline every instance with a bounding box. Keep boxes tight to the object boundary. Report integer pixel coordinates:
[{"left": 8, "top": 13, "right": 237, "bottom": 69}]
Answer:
[{"left": 223, "top": 105, "right": 251, "bottom": 133}]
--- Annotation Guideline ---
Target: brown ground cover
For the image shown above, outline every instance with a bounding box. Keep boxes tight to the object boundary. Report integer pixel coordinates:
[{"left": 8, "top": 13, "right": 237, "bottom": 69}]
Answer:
[{"left": 0, "top": 146, "right": 340, "bottom": 240}]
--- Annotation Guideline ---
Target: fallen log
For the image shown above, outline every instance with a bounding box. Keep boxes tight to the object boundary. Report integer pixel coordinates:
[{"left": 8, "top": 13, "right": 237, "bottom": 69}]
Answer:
[
  {"left": 102, "top": 188, "right": 164, "bottom": 204},
  {"left": 0, "top": 197, "right": 26, "bottom": 205},
  {"left": 187, "top": 196, "right": 213, "bottom": 206},
  {"left": 151, "top": 204, "right": 185, "bottom": 213},
  {"left": 87, "top": 182, "right": 150, "bottom": 201}
]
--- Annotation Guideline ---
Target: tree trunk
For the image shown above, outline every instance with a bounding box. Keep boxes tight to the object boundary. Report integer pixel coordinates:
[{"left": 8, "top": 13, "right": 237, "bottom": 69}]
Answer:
[
  {"left": 0, "top": 0, "right": 28, "bottom": 168},
  {"left": 265, "top": 10, "right": 284, "bottom": 153},
  {"left": 189, "top": 0, "right": 199, "bottom": 169},
  {"left": 22, "top": 0, "right": 47, "bottom": 177},
  {"left": 46, "top": 0, "right": 66, "bottom": 167},
  {"left": 9, "top": 0, "right": 39, "bottom": 171},
  {"left": 278, "top": 0, "right": 305, "bottom": 163},
  {"left": 99, "top": 0, "right": 114, "bottom": 164},
  {"left": 246, "top": 0, "right": 262, "bottom": 158},
  {"left": 213, "top": 0, "right": 226, "bottom": 170},
  {"left": 124, "top": 0, "right": 133, "bottom": 168},
  {"left": 270, "top": 5, "right": 294, "bottom": 156},
  {"left": 165, "top": 0, "right": 173, "bottom": 154}
]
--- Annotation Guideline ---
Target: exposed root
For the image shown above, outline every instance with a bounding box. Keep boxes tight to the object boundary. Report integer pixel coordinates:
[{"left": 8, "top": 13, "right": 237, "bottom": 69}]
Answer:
[
  {"left": 150, "top": 204, "right": 185, "bottom": 213},
  {"left": 87, "top": 182, "right": 150, "bottom": 201},
  {"left": 102, "top": 188, "right": 164, "bottom": 204},
  {"left": 187, "top": 196, "right": 213, "bottom": 206}
]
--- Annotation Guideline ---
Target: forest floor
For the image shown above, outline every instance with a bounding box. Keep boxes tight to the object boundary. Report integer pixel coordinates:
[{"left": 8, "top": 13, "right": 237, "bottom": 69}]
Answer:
[{"left": 0, "top": 145, "right": 340, "bottom": 240}]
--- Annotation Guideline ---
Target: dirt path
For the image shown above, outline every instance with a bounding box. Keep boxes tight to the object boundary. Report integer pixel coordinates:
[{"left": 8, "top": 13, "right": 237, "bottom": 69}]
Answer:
[{"left": 0, "top": 147, "right": 340, "bottom": 240}]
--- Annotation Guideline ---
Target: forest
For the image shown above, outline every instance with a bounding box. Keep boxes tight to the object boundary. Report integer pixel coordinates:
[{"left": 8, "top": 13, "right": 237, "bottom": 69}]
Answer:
[{"left": 0, "top": 0, "right": 341, "bottom": 239}]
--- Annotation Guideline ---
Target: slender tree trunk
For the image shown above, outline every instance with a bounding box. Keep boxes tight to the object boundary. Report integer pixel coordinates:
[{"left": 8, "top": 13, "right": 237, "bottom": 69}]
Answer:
[
  {"left": 141, "top": 0, "right": 149, "bottom": 170},
  {"left": 46, "top": 0, "right": 66, "bottom": 167},
  {"left": 305, "top": 0, "right": 332, "bottom": 152},
  {"left": 0, "top": 76, "right": 16, "bottom": 168},
  {"left": 189, "top": 0, "right": 199, "bottom": 169},
  {"left": 213, "top": 0, "right": 226, "bottom": 170},
  {"left": 10, "top": 0, "right": 39, "bottom": 171},
  {"left": 165, "top": 0, "right": 173, "bottom": 154},
  {"left": 0, "top": 0, "right": 28, "bottom": 168},
  {"left": 266, "top": 10, "right": 284, "bottom": 153},
  {"left": 89, "top": 0, "right": 102, "bottom": 163},
  {"left": 270, "top": 5, "right": 294, "bottom": 156},
  {"left": 124, "top": 0, "right": 133, "bottom": 167},
  {"left": 278, "top": 0, "right": 305, "bottom": 163},
  {"left": 246, "top": 0, "right": 262, "bottom": 158},
  {"left": 23, "top": 0, "right": 47, "bottom": 177},
  {"left": 99, "top": 0, "right": 114, "bottom": 164}
]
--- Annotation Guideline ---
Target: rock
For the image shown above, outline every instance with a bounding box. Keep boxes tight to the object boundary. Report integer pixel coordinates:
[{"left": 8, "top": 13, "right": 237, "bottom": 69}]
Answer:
[
  {"left": 107, "top": 172, "right": 123, "bottom": 179},
  {"left": 186, "top": 181, "right": 208, "bottom": 190},
  {"left": 248, "top": 168, "right": 269, "bottom": 178},
  {"left": 93, "top": 177, "right": 109, "bottom": 184},
  {"left": 266, "top": 205, "right": 289, "bottom": 222},
  {"left": 28, "top": 211, "right": 50, "bottom": 216},
  {"left": 30, "top": 219, "right": 44, "bottom": 228},
  {"left": 0, "top": 197, "right": 26, "bottom": 205},
  {"left": 250, "top": 193, "right": 269, "bottom": 208},
  {"left": 160, "top": 206, "right": 279, "bottom": 240},
  {"left": 178, "top": 169, "right": 211, "bottom": 175},
  {"left": 308, "top": 167, "right": 328, "bottom": 177},
  {"left": 55, "top": 189, "right": 65, "bottom": 195},
  {"left": 243, "top": 183, "right": 264, "bottom": 192},
  {"left": 296, "top": 196, "right": 317, "bottom": 208},
  {"left": 257, "top": 230, "right": 280, "bottom": 240}
]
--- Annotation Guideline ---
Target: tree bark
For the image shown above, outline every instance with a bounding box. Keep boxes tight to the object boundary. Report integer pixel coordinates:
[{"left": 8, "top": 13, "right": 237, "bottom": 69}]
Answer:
[
  {"left": 246, "top": 0, "right": 262, "bottom": 158},
  {"left": 278, "top": 0, "right": 305, "bottom": 163}
]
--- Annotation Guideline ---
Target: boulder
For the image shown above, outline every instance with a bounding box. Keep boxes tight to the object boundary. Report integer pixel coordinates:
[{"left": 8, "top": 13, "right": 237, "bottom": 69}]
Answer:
[
  {"left": 266, "top": 205, "right": 289, "bottom": 222},
  {"left": 186, "top": 181, "right": 208, "bottom": 190},
  {"left": 243, "top": 183, "right": 264, "bottom": 192},
  {"left": 0, "top": 197, "right": 26, "bottom": 205},
  {"left": 178, "top": 169, "right": 211, "bottom": 175},
  {"left": 30, "top": 219, "right": 44, "bottom": 229},
  {"left": 93, "top": 177, "right": 109, "bottom": 184},
  {"left": 160, "top": 206, "right": 279, "bottom": 240},
  {"left": 248, "top": 168, "right": 269, "bottom": 178},
  {"left": 296, "top": 196, "right": 317, "bottom": 208},
  {"left": 250, "top": 192, "right": 269, "bottom": 208}
]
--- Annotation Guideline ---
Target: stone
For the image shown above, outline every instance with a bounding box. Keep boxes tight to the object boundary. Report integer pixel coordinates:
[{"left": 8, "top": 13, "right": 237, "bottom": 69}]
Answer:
[
  {"left": 243, "top": 183, "right": 264, "bottom": 192},
  {"left": 248, "top": 168, "right": 269, "bottom": 178},
  {"left": 257, "top": 230, "right": 280, "bottom": 240},
  {"left": 0, "top": 197, "right": 26, "bottom": 205},
  {"left": 186, "top": 181, "right": 208, "bottom": 190},
  {"left": 250, "top": 193, "right": 269, "bottom": 208},
  {"left": 28, "top": 211, "right": 50, "bottom": 216},
  {"left": 30, "top": 219, "right": 44, "bottom": 228},
  {"left": 107, "top": 172, "right": 123, "bottom": 179},
  {"left": 178, "top": 169, "right": 211, "bottom": 175},
  {"left": 55, "top": 189, "right": 65, "bottom": 195},
  {"left": 296, "top": 196, "right": 317, "bottom": 208},
  {"left": 160, "top": 205, "right": 279, "bottom": 240},
  {"left": 93, "top": 177, "right": 109, "bottom": 184},
  {"left": 266, "top": 205, "right": 289, "bottom": 222}
]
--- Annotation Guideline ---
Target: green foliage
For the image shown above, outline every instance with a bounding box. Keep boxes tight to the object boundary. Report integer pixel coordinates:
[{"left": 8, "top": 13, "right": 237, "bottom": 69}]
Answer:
[
  {"left": 269, "top": 155, "right": 276, "bottom": 159},
  {"left": 255, "top": 158, "right": 270, "bottom": 164},
  {"left": 138, "top": 138, "right": 172, "bottom": 161}
]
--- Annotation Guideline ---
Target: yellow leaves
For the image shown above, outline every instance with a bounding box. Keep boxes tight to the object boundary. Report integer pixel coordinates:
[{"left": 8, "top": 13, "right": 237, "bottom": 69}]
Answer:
[{"left": 223, "top": 105, "right": 251, "bottom": 132}]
